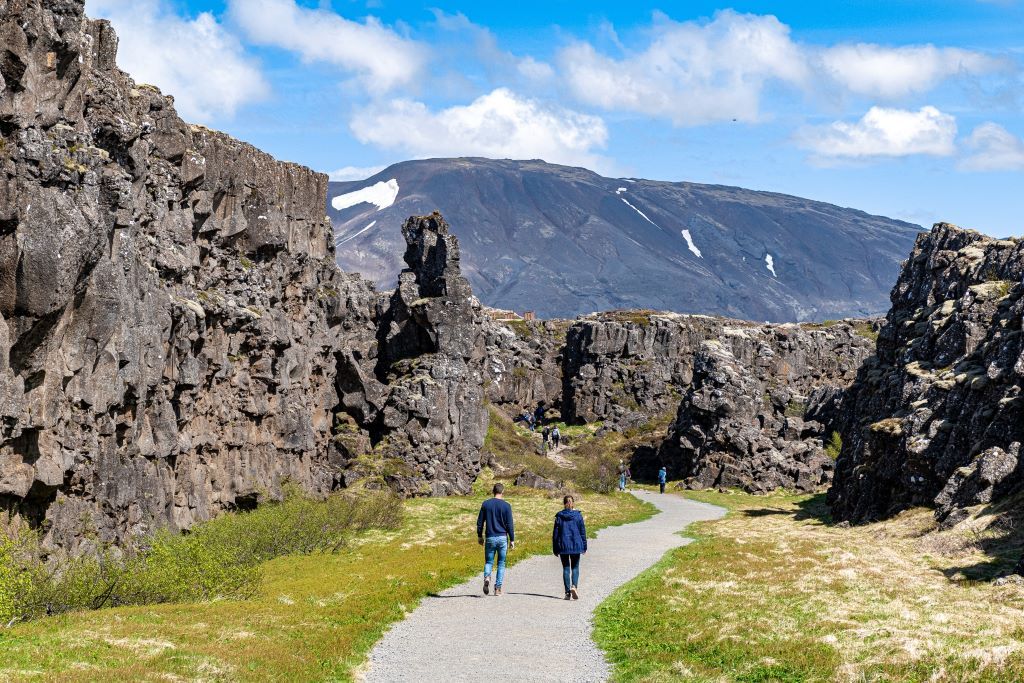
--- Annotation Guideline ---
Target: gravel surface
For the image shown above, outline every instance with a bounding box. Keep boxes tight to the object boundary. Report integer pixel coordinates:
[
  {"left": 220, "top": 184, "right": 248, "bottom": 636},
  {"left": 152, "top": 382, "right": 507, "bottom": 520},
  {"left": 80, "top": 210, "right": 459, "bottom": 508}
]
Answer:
[{"left": 363, "top": 490, "right": 725, "bottom": 682}]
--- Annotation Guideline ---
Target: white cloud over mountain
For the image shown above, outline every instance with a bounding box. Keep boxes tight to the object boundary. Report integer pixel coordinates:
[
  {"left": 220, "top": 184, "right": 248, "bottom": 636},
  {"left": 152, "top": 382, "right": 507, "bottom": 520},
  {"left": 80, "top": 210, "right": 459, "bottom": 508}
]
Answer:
[
  {"left": 349, "top": 89, "right": 610, "bottom": 171},
  {"left": 226, "top": 0, "right": 423, "bottom": 93},
  {"left": 797, "top": 106, "right": 958, "bottom": 159},
  {"left": 88, "top": 0, "right": 268, "bottom": 121},
  {"left": 961, "top": 123, "right": 1024, "bottom": 170},
  {"left": 558, "top": 11, "right": 810, "bottom": 125}
]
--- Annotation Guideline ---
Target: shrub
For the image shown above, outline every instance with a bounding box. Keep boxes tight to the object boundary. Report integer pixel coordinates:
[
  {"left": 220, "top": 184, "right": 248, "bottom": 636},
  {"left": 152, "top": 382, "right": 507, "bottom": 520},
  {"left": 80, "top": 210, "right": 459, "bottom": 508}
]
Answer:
[
  {"left": 0, "top": 488, "right": 401, "bottom": 626},
  {"left": 825, "top": 431, "right": 842, "bottom": 460}
]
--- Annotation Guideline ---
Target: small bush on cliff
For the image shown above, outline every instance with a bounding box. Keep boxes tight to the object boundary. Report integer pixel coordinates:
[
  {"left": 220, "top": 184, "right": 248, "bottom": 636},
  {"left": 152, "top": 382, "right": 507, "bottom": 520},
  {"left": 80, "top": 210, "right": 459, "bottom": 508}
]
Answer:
[
  {"left": 825, "top": 431, "right": 843, "bottom": 460},
  {"left": 0, "top": 489, "right": 401, "bottom": 625}
]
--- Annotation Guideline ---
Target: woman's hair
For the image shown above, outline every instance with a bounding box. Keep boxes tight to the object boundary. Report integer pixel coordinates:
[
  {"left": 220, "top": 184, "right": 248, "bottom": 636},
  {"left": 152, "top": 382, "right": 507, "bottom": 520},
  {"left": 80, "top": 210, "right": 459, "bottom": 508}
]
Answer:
[{"left": 563, "top": 495, "right": 574, "bottom": 506}]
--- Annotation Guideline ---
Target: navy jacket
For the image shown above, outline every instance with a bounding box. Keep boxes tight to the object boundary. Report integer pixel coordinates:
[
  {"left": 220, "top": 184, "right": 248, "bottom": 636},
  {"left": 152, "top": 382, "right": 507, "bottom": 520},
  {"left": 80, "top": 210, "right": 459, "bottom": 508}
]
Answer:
[
  {"left": 552, "top": 509, "right": 588, "bottom": 555},
  {"left": 658, "top": 468, "right": 667, "bottom": 484},
  {"left": 477, "top": 497, "right": 515, "bottom": 541}
]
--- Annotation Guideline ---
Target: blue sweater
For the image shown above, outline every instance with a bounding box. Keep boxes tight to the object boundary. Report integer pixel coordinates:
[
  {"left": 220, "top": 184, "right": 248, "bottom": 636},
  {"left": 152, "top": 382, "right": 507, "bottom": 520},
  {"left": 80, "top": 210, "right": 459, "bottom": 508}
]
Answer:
[
  {"left": 477, "top": 497, "right": 515, "bottom": 541},
  {"left": 552, "top": 509, "right": 587, "bottom": 555}
]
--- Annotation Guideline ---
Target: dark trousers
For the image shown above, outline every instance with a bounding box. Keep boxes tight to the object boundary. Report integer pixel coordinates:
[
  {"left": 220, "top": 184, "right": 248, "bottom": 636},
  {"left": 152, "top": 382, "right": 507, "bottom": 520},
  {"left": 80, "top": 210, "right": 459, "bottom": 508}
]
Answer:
[
  {"left": 560, "top": 553, "right": 580, "bottom": 592},
  {"left": 659, "top": 482, "right": 666, "bottom": 493}
]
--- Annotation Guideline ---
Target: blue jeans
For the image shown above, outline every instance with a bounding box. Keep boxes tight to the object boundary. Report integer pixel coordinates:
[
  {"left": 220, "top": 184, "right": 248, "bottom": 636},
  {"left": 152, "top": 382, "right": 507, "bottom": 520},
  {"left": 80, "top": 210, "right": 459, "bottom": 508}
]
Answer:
[
  {"left": 484, "top": 536, "right": 509, "bottom": 587},
  {"left": 560, "top": 554, "right": 580, "bottom": 592}
]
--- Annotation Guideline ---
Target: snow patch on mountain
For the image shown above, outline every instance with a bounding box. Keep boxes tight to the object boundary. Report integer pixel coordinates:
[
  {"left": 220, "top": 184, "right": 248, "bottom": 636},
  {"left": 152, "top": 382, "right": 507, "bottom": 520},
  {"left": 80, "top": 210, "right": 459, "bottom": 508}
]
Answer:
[
  {"left": 765, "top": 253, "right": 778, "bottom": 277},
  {"left": 616, "top": 187, "right": 627, "bottom": 194},
  {"left": 331, "top": 179, "right": 399, "bottom": 212},
  {"left": 680, "top": 230, "right": 703, "bottom": 258},
  {"left": 621, "top": 197, "right": 657, "bottom": 227},
  {"left": 337, "top": 221, "right": 377, "bottom": 246}
]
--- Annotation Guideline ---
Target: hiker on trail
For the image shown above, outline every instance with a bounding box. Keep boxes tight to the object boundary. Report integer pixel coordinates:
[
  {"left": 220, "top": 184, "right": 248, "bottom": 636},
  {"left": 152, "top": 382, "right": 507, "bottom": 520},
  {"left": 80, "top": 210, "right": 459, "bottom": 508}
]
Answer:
[
  {"left": 552, "top": 494, "right": 587, "bottom": 600},
  {"left": 658, "top": 466, "right": 667, "bottom": 494},
  {"left": 477, "top": 483, "right": 515, "bottom": 596},
  {"left": 551, "top": 426, "right": 561, "bottom": 449},
  {"left": 527, "top": 413, "right": 536, "bottom": 432},
  {"left": 534, "top": 403, "right": 546, "bottom": 426},
  {"left": 618, "top": 460, "right": 627, "bottom": 492},
  {"left": 542, "top": 425, "right": 550, "bottom": 445}
]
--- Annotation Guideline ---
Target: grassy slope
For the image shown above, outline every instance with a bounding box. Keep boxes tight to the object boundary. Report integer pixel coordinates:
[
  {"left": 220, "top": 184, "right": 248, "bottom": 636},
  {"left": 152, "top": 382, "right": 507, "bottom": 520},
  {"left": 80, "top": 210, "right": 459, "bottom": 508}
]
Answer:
[
  {"left": 595, "top": 489, "right": 1024, "bottom": 682},
  {"left": 1, "top": 478, "right": 652, "bottom": 682}
]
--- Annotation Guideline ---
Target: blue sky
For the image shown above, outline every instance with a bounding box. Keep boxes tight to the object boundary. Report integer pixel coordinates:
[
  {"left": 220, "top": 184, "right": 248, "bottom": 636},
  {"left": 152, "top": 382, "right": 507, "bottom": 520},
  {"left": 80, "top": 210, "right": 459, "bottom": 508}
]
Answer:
[{"left": 90, "top": 0, "right": 1023, "bottom": 235}]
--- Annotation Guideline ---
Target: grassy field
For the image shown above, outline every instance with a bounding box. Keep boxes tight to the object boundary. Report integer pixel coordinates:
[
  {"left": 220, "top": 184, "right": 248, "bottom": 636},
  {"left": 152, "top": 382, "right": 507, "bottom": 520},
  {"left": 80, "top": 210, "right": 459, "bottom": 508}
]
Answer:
[
  {"left": 595, "top": 489, "right": 1024, "bottom": 682},
  {"left": 0, "top": 476, "right": 651, "bottom": 682}
]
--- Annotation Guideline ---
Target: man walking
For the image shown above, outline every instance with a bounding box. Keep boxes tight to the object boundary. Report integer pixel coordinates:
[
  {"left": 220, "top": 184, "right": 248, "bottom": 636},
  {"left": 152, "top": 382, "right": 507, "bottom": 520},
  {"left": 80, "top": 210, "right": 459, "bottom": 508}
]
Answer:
[
  {"left": 477, "top": 483, "right": 515, "bottom": 596},
  {"left": 658, "top": 466, "right": 667, "bottom": 494},
  {"left": 551, "top": 425, "right": 561, "bottom": 449}
]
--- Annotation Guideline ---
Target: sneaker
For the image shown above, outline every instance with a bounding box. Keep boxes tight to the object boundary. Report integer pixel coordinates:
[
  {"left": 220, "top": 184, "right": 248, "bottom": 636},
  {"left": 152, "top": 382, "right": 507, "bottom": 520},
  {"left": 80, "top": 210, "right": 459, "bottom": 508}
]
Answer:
[
  {"left": 483, "top": 578, "right": 490, "bottom": 595},
  {"left": 494, "top": 586, "right": 503, "bottom": 596},
  {"left": 570, "top": 586, "right": 579, "bottom": 600},
  {"left": 564, "top": 592, "right": 572, "bottom": 600}
]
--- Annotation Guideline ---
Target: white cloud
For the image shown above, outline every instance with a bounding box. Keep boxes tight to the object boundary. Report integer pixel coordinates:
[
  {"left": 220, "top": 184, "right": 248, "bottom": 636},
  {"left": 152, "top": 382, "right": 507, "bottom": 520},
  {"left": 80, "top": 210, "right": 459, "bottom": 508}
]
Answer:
[
  {"left": 798, "top": 106, "right": 958, "bottom": 159},
  {"left": 517, "top": 56, "right": 556, "bottom": 82},
  {"left": 558, "top": 10, "right": 811, "bottom": 125},
  {"left": 327, "top": 165, "right": 388, "bottom": 181},
  {"left": 349, "top": 88, "right": 610, "bottom": 170},
  {"left": 88, "top": 0, "right": 268, "bottom": 121},
  {"left": 961, "top": 123, "right": 1024, "bottom": 170},
  {"left": 819, "top": 44, "right": 1002, "bottom": 99},
  {"left": 226, "top": 0, "right": 423, "bottom": 93},
  {"left": 556, "top": 11, "right": 1010, "bottom": 127}
]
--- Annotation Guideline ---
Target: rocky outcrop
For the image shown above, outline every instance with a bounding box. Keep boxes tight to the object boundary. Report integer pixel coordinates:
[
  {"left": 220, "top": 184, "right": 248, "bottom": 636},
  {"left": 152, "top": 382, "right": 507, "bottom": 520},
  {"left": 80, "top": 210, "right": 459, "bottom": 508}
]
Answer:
[
  {"left": 0, "top": 1, "right": 368, "bottom": 549},
  {"left": 482, "top": 318, "right": 565, "bottom": 414},
  {"left": 337, "top": 213, "right": 488, "bottom": 497},
  {"left": 562, "top": 313, "right": 723, "bottom": 426},
  {"left": 0, "top": 2, "right": 489, "bottom": 550},
  {"left": 829, "top": 224, "right": 1024, "bottom": 525},
  {"left": 654, "top": 322, "right": 874, "bottom": 492}
]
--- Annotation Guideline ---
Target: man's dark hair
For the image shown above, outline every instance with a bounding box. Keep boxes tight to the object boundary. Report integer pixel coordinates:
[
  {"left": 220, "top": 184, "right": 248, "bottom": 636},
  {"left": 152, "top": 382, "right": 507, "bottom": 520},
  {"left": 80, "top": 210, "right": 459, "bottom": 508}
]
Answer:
[
  {"left": 563, "top": 495, "right": 574, "bottom": 505},
  {"left": 493, "top": 483, "right": 504, "bottom": 495}
]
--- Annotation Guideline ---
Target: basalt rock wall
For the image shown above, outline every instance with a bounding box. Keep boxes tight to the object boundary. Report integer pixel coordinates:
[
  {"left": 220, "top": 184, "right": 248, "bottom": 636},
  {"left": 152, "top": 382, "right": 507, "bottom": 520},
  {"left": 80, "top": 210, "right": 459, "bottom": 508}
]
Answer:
[
  {"left": 337, "top": 213, "right": 488, "bottom": 497},
  {"left": 655, "top": 322, "right": 874, "bottom": 492},
  {"left": 0, "top": 1, "right": 487, "bottom": 550},
  {"left": 562, "top": 314, "right": 724, "bottom": 426},
  {"left": 482, "top": 319, "right": 565, "bottom": 415},
  {"left": 829, "top": 224, "right": 1024, "bottom": 525}
]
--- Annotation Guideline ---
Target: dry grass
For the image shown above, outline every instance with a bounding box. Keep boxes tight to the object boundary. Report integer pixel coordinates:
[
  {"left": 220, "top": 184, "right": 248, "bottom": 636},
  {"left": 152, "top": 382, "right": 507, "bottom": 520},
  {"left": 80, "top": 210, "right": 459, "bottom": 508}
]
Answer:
[
  {"left": 0, "top": 474, "right": 651, "bottom": 682},
  {"left": 595, "top": 489, "right": 1024, "bottom": 682}
]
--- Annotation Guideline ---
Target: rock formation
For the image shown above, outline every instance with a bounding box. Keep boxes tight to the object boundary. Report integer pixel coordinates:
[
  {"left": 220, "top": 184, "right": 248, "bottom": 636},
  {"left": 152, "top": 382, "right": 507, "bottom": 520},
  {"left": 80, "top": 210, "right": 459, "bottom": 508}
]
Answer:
[
  {"left": 829, "top": 224, "right": 1024, "bottom": 525},
  {"left": 482, "top": 318, "right": 564, "bottom": 415},
  {"left": 656, "top": 322, "right": 873, "bottom": 492},
  {"left": 0, "top": 2, "right": 489, "bottom": 550},
  {"left": 562, "top": 313, "right": 721, "bottom": 426},
  {"left": 337, "top": 213, "right": 488, "bottom": 497}
]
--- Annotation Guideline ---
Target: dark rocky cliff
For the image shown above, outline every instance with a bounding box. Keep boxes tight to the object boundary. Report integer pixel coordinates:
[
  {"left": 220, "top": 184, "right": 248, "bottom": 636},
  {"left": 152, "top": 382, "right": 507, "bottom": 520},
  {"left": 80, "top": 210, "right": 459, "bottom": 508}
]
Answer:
[
  {"left": 829, "top": 224, "right": 1024, "bottom": 526},
  {"left": 337, "top": 213, "right": 488, "bottom": 497},
  {"left": 0, "top": 2, "right": 487, "bottom": 549},
  {"left": 559, "top": 313, "right": 875, "bottom": 492},
  {"left": 658, "top": 322, "right": 874, "bottom": 492}
]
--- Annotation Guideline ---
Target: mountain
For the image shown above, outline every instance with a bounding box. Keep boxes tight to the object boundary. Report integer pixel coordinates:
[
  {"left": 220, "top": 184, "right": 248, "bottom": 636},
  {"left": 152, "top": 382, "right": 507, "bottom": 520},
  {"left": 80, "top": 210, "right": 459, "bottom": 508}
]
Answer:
[{"left": 327, "top": 158, "right": 922, "bottom": 321}]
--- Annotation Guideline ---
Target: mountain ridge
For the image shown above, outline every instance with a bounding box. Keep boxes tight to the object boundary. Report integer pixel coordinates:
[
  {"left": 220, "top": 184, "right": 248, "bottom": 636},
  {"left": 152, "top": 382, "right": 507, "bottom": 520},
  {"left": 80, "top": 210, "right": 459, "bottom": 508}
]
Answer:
[{"left": 328, "top": 157, "right": 922, "bottom": 321}]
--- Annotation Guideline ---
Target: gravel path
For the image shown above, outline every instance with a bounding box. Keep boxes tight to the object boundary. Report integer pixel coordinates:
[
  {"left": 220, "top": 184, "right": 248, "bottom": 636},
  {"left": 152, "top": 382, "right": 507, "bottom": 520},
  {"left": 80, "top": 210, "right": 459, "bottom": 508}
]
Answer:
[{"left": 363, "top": 490, "right": 725, "bottom": 682}]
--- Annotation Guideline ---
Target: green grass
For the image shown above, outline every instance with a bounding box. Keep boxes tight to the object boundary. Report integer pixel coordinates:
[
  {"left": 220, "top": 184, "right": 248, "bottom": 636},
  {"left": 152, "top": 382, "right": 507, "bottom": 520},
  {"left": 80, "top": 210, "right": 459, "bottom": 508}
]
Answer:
[
  {"left": 0, "top": 476, "right": 651, "bottom": 681},
  {"left": 594, "top": 489, "right": 1024, "bottom": 682}
]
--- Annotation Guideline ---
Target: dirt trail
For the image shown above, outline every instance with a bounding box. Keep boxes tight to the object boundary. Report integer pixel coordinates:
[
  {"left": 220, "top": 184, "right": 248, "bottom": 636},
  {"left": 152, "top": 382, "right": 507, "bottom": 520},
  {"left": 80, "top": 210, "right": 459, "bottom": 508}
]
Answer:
[{"left": 362, "top": 490, "right": 724, "bottom": 682}]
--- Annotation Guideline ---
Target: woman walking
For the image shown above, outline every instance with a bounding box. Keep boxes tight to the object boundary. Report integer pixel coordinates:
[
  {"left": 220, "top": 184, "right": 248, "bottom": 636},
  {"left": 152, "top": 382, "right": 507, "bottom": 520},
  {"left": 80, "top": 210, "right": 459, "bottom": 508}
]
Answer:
[{"left": 552, "top": 495, "right": 587, "bottom": 600}]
